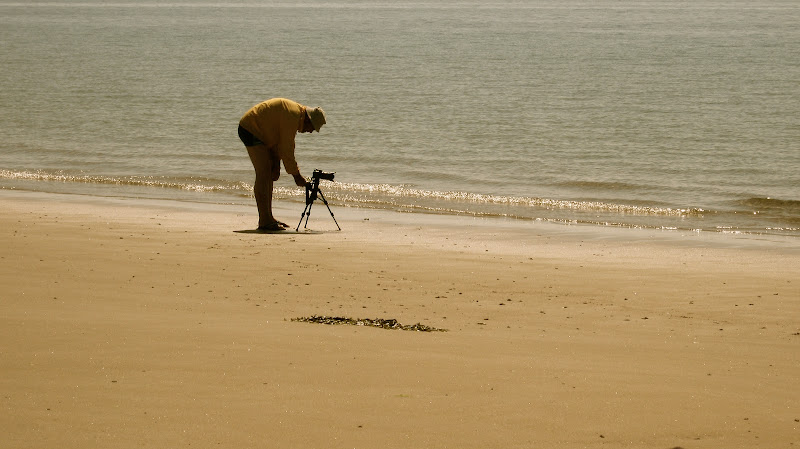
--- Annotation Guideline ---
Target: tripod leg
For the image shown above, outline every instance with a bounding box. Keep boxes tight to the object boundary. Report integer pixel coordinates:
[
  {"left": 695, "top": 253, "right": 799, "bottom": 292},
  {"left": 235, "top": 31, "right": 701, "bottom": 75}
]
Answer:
[
  {"left": 302, "top": 201, "right": 314, "bottom": 229},
  {"left": 296, "top": 203, "right": 311, "bottom": 231},
  {"left": 317, "top": 190, "right": 341, "bottom": 231}
]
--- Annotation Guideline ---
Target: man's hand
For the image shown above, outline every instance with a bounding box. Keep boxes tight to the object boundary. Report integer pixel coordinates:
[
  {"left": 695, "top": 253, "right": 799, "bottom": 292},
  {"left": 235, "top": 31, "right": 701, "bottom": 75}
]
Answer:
[{"left": 293, "top": 173, "right": 307, "bottom": 187}]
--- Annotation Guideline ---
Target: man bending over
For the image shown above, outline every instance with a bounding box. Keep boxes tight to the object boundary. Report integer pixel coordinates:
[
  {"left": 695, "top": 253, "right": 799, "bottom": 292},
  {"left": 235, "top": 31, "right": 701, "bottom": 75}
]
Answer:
[{"left": 238, "top": 98, "right": 326, "bottom": 231}]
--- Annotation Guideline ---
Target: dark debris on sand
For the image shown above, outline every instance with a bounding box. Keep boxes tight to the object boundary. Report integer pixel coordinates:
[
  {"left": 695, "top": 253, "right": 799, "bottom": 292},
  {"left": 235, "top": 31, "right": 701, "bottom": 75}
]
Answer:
[{"left": 292, "top": 315, "right": 448, "bottom": 332}]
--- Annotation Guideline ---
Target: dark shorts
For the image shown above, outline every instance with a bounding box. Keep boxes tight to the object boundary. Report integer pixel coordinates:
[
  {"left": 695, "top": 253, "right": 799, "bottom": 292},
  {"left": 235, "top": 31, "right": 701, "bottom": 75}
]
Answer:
[{"left": 238, "top": 125, "right": 263, "bottom": 147}]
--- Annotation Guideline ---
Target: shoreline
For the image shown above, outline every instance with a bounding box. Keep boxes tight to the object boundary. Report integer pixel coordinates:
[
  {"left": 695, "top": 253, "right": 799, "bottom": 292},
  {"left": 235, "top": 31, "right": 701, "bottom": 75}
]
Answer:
[
  {"left": 2, "top": 189, "right": 798, "bottom": 448},
  {"left": 3, "top": 188, "right": 799, "bottom": 254},
  {"left": 2, "top": 169, "right": 799, "bottom": 239}
]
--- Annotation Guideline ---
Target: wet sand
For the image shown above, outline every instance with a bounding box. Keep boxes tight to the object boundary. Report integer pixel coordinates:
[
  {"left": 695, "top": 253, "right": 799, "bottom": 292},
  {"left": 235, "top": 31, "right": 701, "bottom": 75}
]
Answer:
[{"left": 2, "top": 191, "right": 798, "bottom": 448}]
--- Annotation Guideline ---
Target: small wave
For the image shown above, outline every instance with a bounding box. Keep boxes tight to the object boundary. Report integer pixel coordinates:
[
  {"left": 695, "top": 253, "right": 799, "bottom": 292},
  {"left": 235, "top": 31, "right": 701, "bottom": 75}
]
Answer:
[
  {"left": 0, "top": 169, "right": 708, "bottom": 217},
  {"left": 740, "top": 197, "right": 800, "bottom": 212},
  {"left": 736, "top": 197, "right": 800, "bottom": 226},
  {"left": 0, "top": 168, "right": 725, "bottom": 228},
  {"left": 325, "top": 181, "right": 703, "bottom": 217},
  {"left": 0, "top": 169, "right": 249, "bottom": 193}
]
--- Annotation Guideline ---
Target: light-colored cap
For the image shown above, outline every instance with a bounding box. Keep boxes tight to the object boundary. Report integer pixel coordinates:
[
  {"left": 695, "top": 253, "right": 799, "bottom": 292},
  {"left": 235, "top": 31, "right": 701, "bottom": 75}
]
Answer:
[{"left": 306, "top": 107, "right": 326, "bottom": 132}]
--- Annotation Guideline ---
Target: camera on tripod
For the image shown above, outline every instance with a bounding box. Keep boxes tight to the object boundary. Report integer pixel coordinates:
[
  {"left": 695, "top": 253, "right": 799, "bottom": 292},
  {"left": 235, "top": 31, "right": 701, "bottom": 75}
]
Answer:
[
  {"left": 311, "top": 169, "right": 335, "bottom": 182},
  {"left": 297, "top": 169, "right": 341, "bottom": 231}
]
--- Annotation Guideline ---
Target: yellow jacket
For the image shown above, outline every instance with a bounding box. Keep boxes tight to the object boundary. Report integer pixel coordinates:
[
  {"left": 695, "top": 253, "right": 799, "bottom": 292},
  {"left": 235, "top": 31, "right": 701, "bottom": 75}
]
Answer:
[{"left": 239, "top": 98, "right": 306, "bottom": 175}]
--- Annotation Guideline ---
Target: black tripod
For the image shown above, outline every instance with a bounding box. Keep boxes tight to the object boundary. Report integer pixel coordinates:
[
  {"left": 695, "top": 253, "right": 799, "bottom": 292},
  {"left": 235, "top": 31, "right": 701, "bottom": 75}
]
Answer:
[{"left": 296, "top": 169, "right": 341, "bottom": 231}]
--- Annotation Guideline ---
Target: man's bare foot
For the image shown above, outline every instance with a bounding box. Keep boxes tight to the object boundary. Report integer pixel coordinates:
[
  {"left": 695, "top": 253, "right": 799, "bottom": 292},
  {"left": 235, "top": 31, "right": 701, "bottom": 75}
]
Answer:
[{"left": 257, "top": 221, "right": 286, "bottom": 232}]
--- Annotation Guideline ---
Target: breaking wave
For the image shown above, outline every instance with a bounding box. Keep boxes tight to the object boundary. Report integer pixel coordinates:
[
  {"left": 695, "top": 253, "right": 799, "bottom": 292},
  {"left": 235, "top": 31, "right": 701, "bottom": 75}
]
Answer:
[
  {"left": 320, "top": 181, "right": 704, "bottom": 217},
  {"left": 0, "top": 169, "right": 250, "bottom": 194}
]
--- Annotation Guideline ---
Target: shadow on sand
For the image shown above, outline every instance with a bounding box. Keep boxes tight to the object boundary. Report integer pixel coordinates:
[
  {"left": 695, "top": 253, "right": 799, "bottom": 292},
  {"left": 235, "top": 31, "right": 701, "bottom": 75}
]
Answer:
[{"left": 233, "top": 229, "right": 323, "bottom": 235}]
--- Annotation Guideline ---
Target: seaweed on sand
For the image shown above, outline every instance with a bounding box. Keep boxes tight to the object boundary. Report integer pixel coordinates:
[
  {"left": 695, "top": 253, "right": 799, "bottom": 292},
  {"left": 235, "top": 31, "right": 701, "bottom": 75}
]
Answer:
[{"left": 291, "top": 315, "right": 447, "bottom": 332}]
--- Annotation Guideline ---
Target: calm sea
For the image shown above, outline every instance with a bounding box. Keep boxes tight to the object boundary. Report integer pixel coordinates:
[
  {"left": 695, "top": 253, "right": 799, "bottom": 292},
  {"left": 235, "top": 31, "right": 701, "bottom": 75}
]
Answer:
[{"left": 1, "top": 0, "right": 799, "bottom": 237}]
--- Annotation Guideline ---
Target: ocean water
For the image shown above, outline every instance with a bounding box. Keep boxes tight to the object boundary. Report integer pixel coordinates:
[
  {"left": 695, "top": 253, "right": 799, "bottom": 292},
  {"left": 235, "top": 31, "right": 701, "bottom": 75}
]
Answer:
[{"left": 1, "top": 0, "right": 799, "bottom": 237}]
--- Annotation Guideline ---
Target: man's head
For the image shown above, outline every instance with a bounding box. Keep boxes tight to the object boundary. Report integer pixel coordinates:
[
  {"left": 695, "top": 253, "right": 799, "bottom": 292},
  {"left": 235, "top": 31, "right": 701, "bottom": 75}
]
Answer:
[{"left": 303, "top": 107, "right": 326, "bottom": 133}]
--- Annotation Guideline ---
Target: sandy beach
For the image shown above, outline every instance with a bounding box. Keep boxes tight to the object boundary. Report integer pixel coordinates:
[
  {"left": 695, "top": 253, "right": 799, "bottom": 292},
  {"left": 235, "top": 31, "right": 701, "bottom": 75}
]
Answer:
[{"left": 2, "top": 190, "right": 798, "bottom": 449}]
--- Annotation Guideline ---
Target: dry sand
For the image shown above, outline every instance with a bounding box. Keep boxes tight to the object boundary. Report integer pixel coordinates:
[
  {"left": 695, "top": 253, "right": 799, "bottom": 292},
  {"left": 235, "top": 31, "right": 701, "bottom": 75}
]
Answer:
[{"left": 2, "top": 191, "right": 798, "bottom": 449}]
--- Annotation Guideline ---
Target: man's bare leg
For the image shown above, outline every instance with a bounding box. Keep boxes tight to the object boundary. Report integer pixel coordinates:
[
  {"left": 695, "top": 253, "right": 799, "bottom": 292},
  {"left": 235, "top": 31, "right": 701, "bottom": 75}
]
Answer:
[{"left": 246, "top": 145, "right": 279, "bottom": 228}]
